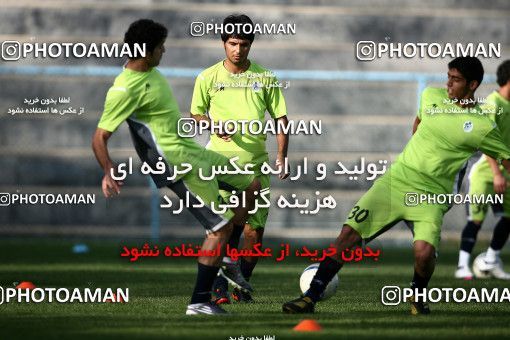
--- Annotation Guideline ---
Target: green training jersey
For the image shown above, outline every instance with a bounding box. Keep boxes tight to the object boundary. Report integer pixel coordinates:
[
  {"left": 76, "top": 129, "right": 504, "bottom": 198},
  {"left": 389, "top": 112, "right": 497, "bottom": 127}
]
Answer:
[
  {"left": 190, "top": 60, "right": 287, "bottom": 168},
  {"left": 470, "top": 91, "right": 510, "bottom": 182},
  {"left": 98, "top": 67, "right": 205, "bottom": 172},
  {"left": 389, "top": 87, "right": 510, "bottom": 194}
]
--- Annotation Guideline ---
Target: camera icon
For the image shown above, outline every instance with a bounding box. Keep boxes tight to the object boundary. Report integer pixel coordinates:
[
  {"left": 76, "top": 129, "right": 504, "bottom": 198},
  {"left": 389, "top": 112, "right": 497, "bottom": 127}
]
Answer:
[
  {"left": 381, "top": 286, "right": 401, "bottom": 306},
  {"left": 404, "top": 193, "right": 419, "bottom": 207},
  {"left": 0, "top": 193, "right": 11, "bottom": 206},
  {"left": 1, "top": 41, "right": 21, "bottom": 61},
  {"left": 190, "top": 22, "right": 205, "bottom": 37},
  {"left": 178, "top": 118, "right": 198, "bottom": 138},
  {"left": 356, "top": 41, "right": 376, "bottom": 61}
]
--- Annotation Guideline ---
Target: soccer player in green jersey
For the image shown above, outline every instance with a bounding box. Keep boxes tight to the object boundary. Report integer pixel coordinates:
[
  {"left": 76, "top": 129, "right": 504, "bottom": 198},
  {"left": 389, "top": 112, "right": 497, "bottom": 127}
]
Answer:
[
  {"left": 456, "top": 60, "right": 510, "bottom": 280},
  {"left": 282, "top": 57, "right": 510, "bottom": 315},
  {"left": 190, "top": 14, "right": 289, "bottom": 303},
  {"left": 91, "top": 19, "right": 260, "bottom": 315}
]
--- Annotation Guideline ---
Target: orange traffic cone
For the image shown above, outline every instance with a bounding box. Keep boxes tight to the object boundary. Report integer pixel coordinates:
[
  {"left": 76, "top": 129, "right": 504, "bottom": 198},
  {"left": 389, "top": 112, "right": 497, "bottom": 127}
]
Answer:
[
  {"left": 16, "top": 281, "right": 36, "bottom": 290},
  {"left": 105, "top": 294, "right": 125, "bottom": 303},
  {"left": 293, "top": 319, "right": 322, "bottom": 332}
]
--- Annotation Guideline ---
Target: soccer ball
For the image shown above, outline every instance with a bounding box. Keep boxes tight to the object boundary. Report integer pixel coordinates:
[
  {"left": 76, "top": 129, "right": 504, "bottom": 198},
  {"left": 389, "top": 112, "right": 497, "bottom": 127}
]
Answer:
[
  {"left": 472, "top": 252, "right": 492, "bottom": 279},
  {"left": 299, "top": 263, "right": 339, "bottom": 301}
]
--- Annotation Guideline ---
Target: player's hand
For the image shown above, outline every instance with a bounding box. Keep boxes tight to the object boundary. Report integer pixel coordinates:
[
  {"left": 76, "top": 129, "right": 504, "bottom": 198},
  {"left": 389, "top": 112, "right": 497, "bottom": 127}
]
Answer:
[
  {"left": 493, "top": 173, "right": 507, "bottom": 194},
  {"left": 276, "top": 156, "right": 290, "bottom": 180},
  {"left": 216, "top": 132, "right": 232, "bottom": 142},
  {"left": 102, "top": 172, "right": 123, "bottom": 198}
]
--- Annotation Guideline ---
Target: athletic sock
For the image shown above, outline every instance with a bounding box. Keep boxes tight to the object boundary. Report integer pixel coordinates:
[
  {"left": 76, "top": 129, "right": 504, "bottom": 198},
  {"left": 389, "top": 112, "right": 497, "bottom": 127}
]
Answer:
[
  {"left": 304, "top": 257, "right": 343, "bottom": 303},
  {"left": 223, "top": 224, "right": 244, "bottom": 264},
  {"left": 411, "top": 271, "right": 431, "bottom": 289},
  {"left": 485, "top": 247, "right": 500, "bottom": 263},
  {"left": 229, "top": 224, "right": 244, "bottom": 249},
  {"left": 190, "top": 263, "right": 220, "bottom": 304},
  {"left": 411, "top": 270, "right": 431, "bottom": 302},
  {"left": 489, "top": 218, "right": 510, "bottom": 252},
  {"left": 240, "top": 257, "right": 256, "bottom": 281},
  {"left": 458, "top": 250, "right": 471, "bottom": 268},
  {"left": 460, "top": 221, "right": 481, "bottom": 253},
  {"left": 213, "top": 224, "right": 244, "bottom": 292}
]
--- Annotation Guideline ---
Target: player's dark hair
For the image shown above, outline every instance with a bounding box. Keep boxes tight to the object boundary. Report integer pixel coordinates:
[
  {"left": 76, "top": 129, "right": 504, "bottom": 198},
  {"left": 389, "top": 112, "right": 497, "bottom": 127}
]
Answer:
[
  {"left": 448, "top": 57, "right": 484, "bottom": 87},
  {"left": 124, "top": 19, "right": 168, "bottom": 59},
  {"left": 496, "top": 60, "right": 510, "bottom": 87},
  {"left": 220, "top": 14, "right": 255, "bottom": 43}
]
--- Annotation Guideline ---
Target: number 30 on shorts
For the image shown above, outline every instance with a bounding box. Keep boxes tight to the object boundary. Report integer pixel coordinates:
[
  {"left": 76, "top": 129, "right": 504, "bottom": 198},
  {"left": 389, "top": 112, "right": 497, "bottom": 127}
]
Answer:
[{"left": 348, "top": 205, "right": 369, "bottom": 223}]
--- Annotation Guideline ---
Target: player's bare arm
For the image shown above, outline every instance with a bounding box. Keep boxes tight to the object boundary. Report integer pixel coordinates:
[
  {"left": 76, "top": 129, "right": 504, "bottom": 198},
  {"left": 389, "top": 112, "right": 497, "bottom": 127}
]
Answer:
[
  {"left": 502, "top": 159, "right": 510, "bottom": 175},
  {"left": 412, "top": 117, "right": 421, "bottom": 134},
  {"left": 190, "top": 112, "right": 232, "bottom": 141},
  {"left": 486, "top": 156, "right": 507, "bottom": 194},
  {"left": 92, "top": 128, "right": 123, "bottom": 197},
  {"left": 275, "top": 115, "right": 290, "bottom": 179}
]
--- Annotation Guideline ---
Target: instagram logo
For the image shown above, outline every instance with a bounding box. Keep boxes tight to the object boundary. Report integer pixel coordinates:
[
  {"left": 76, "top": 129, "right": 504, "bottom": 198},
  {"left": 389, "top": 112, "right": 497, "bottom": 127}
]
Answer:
[
  {"left": 404, "top": 193, "right": 419, "bottom": 206},
  {"left": 381, "top": 286, "right": 401, "bottom": 306},
  {"left": 190, "top": 22, "right": 205, "bottom": 37},
  {"left": 1, "top": 41, "right": 21, "bottom": 61},
  {"left": 356, "top": 41, "right": 376, "bottom": 61},
  {"left": 178, "top": 118, "right": 198, "bottom": 138},
  {"left": 0, "top": 193, "right": 10, "bottom": 206}
]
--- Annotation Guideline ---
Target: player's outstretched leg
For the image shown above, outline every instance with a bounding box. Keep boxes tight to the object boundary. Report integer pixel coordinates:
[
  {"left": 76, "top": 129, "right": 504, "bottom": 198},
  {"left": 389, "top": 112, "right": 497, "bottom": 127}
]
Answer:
[
  {"left": 187, "top": 179, "right": 261, "bottom": 315},
  {"left": 410, "top": 240, "right": 435, "bottom": 315},
  {"left": 475, "top": 217, "right": 510, "bottom": 280},
  {"left": 217, "top": 224, "right": 254, "bottom": 294},
  {"left": 212, "top": 224, "right": 247, "bottom": 305},
  {"left": 187, "top": 223, "right": 234, "bottom": 315},
  {"left": 455, "top": 221, "right": 481, "bottom": 280},
  {"left": 282, "top": 225, "right": 361, "bottom": 314},
  {"left": 216, "top": 180, "right": 261, "bottom": 295},
  {"left": 230, "top": 225, "right": 264, "bottom": 302}
]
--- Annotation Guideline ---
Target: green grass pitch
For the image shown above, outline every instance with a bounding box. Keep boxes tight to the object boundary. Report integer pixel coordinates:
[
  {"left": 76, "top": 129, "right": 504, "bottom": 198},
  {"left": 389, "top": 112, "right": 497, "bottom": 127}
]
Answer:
[{"left": 1, "top": 239, "right": 509, "bottom": 339}]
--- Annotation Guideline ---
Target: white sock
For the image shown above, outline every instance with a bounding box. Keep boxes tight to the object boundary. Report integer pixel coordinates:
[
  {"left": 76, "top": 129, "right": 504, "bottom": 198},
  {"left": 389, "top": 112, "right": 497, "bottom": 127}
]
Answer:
[
  {"left": 485, "top": 247, "right": 500, "bottom": 263},
  {"left": 458, "top": 250, "right": 471, "bottom": 268}
]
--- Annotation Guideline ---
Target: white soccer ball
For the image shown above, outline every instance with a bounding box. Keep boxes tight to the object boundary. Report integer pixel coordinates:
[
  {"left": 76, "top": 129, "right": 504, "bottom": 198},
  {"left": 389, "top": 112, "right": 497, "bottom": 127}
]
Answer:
[
  {"left": 299, "top": 263, "right": 339, "bottom": 301},
  {"left": 472, "top": 252, "right": 493, "bottom": 279}
]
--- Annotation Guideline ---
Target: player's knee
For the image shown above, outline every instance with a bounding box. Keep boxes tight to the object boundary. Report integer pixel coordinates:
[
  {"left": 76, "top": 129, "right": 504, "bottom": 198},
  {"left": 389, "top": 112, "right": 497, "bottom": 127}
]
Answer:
[
  {"left": 243, "top": 225, "right": 261, "bottom": 243},
  {"left": 339, "top": 225, "right": 362, "bottom": 244},
  {"left": 243, "top": 228, "right": 256, "bottom": 244},
  {"left": 414, "top": 242, "right": 435, "bottom": 265},
  {"left": 249, "top": 179, "right": 261, "bottom": 193},
  {"left": 415, "top": 251, "right": 434, "bottom": 266},
  {"left": 214, "top": 222, "right": 233, "bottom": 240},
  {"left": 242, "top": 227, "right": 264, "bottom": 257},
  {"left": 241, "top": 179, "right": 261, "bottom": 209}
]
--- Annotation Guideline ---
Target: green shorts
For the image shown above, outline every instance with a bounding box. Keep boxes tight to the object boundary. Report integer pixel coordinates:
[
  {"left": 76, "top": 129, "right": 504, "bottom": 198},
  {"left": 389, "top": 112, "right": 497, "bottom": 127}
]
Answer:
[
  {"left": 220, "top": 173, "right": 270, "bottom": 229},
  {"left": 345, "top": 174, "right": 449, "bottom": 249},
  {"left": 181, "top": 149, "right": 255, "bottom": 227},
  {"left": 466, "top": 173, "right": 510, "bottom": 222}
]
